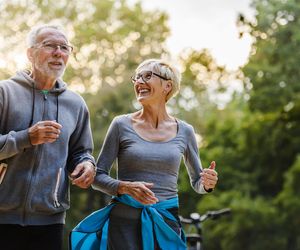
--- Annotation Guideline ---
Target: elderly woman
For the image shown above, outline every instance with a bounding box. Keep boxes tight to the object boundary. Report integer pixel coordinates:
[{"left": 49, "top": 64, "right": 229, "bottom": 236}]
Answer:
[{"left": 71, "top": 59, "right": 218, "bottom": 250}]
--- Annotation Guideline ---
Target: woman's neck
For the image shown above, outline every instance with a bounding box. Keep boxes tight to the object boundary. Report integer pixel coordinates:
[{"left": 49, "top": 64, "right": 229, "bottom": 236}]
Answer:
[{"left": 137, "top": 104, "right": 172, "bottom": 129}]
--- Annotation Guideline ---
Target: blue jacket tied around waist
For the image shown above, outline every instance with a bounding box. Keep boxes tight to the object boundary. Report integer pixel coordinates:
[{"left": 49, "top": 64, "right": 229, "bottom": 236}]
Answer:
[{"left": 70, "top": 194, "right": 186, "bottom": 250}]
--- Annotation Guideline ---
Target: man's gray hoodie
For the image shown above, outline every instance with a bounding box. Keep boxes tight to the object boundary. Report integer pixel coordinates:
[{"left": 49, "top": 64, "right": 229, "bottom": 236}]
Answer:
[{"left": 0, "top": 70, "right": 94, "bottom": 225}]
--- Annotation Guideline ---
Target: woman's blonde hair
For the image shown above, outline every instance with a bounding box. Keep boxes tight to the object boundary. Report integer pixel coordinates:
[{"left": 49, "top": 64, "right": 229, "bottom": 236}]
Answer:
[{"left": 135, "top": 59, "right": 181, "bottom": 102}]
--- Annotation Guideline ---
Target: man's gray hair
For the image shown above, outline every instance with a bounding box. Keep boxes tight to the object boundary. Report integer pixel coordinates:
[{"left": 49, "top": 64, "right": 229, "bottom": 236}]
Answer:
[{"left": 27, "top": 24, "right": 68, "bottom": 47}]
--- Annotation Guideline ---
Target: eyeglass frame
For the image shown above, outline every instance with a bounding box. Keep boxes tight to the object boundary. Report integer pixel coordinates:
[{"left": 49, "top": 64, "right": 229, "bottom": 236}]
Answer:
[
  {"left": 31, "top": 41, "right": 74, "bottom": 55},
  {"left": 131, "top": 70, "right": 170, "bottom": 84}
]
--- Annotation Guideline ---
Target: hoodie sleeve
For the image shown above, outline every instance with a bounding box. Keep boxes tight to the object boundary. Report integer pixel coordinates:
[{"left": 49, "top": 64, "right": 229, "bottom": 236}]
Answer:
[
  {"left": 0, "top": 86, "right": 32, "bottom": 161},
  {"left": 66, "top": 101, "right": 95, "bottom": 172}
]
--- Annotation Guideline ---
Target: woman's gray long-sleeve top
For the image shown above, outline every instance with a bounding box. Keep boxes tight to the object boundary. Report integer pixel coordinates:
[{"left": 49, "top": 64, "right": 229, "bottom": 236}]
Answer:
[{"left": 93, "top": 114, "right": 207, "bottom": 201}]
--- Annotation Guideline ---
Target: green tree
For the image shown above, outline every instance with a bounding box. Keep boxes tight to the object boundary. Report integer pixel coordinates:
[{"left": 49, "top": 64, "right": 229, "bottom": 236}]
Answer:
[
  {"left": 194, "top": 0, "right": 300, "bottom": 249},
  {"left": 276, "top": 155, "right": 300, "bottom": 249},
  {"left": 239, "top": 0, "right": 300, "bottom": 196},
  {"left": 179, "top": 0, "right": 300, "bottom": 249}
]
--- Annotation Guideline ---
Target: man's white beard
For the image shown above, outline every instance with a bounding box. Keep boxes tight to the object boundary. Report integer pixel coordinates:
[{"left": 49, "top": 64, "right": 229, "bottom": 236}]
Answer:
[{"left": 35, "top": 61, "right": 66, "bottom": 79}]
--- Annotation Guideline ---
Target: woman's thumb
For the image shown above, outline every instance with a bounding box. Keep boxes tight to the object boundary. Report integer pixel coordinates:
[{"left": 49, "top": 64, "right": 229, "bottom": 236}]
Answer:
[{"left": 209, "top": 161, "right": 216, "bottom": 170}]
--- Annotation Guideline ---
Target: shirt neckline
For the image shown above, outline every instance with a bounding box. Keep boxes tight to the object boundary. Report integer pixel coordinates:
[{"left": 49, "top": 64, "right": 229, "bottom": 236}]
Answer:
[{"left": 127, "top": 113, "right": 181, "bottom": 143}]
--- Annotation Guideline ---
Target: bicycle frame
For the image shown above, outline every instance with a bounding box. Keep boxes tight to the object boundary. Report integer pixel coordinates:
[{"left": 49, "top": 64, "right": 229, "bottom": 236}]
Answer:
[{"left": 180, "top": 208, "right": 231, "bottom": 250}]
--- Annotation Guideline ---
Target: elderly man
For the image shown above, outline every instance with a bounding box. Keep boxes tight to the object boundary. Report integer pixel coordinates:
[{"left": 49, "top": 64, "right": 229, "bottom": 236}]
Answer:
[{"left": 0, "top": 24, "right": 95, "bottom": 250}]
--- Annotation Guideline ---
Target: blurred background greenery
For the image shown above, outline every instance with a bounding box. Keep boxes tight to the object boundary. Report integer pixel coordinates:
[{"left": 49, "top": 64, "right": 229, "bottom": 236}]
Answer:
[{"left": 0, "top": 0, "right": 299, "bottom": 249}]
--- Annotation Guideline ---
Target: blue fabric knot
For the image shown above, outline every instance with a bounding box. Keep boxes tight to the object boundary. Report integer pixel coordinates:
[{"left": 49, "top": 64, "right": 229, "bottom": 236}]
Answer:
[{"left": 70, "top": 194, "right": 186, "bottom": 250}]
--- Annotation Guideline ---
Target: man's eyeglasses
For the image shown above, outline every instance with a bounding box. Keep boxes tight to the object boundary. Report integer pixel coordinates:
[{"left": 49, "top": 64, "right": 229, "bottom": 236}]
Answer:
[
  {"left": 32, "top": 42, "right": 74, "bottom": 55},
  {"left": 131, "top": 71, "right": 170, "bottom": 84}
]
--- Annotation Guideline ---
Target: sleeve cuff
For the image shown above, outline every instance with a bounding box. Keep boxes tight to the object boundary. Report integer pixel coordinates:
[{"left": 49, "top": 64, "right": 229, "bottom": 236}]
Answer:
[
  {"left": 15, "top": 129, "right": 32, "bottom": 150},
  {"left": 200, "top": 183, "right": 213, "bottom": 193}
]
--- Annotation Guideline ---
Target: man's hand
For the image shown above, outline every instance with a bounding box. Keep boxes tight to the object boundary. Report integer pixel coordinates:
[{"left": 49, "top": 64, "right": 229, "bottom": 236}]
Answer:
[
  {"left": 70, "top": 161, "right": 96, "bottom": 189},
  {"left": 200, "top": 161, "right": 218, "bottom": 191},
  {"left": 117, "top": 181, "right": 159, "bottom": 205},
  {"left": 28, "top": 120, "right": 62, "bottom": 145}
]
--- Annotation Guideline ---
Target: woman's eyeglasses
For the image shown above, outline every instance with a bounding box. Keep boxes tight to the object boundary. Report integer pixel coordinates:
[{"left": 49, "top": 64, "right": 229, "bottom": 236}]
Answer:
[{"left": 131, "top": 71, "right": 169, "bottom": 84}]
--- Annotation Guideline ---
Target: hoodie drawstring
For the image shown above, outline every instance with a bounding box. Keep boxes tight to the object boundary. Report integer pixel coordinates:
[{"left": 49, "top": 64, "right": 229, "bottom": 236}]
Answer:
[
  {"left": 56, "top": 82, "right": 59, "bottom": 123},
  {"left": 29, "top": 83, "right": 35, "bottom": 127},
  {"left": 29, "top": 82, "right": 59, "bottom": 126}
]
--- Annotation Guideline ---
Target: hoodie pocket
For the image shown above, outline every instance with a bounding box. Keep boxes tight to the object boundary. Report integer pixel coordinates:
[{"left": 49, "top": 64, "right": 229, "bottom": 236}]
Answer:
[{"left": 53, "top": 168, "right": 62, "bottom": 208}]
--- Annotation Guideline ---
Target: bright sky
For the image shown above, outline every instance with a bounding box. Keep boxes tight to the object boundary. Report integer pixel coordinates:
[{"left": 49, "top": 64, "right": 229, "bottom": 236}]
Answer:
[{"left": 134, "top": 0, "right": 255, "bottom": 70}]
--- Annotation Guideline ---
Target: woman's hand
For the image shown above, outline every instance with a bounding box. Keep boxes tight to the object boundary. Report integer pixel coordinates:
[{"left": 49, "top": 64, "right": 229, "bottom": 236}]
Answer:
[
  {"left": 200, "top": 161, "right": 218, "bottom": 191},
  {"left": 118, "top": 181, "right": 159, "bottom": 205}
]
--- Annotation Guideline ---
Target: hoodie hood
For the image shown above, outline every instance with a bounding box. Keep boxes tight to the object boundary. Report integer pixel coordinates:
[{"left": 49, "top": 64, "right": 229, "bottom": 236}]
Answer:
[{"left": 12, "top": 70, "right": 67, "bottom": 94}]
